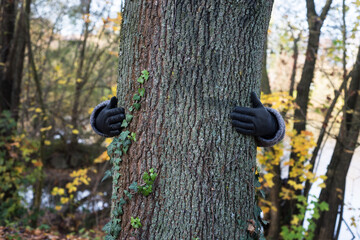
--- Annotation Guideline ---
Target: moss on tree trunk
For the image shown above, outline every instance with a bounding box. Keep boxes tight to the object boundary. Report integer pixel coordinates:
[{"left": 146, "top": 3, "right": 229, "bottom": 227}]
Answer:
[{"left": 113, "top": 1, "right": 273, "bottom": 239}]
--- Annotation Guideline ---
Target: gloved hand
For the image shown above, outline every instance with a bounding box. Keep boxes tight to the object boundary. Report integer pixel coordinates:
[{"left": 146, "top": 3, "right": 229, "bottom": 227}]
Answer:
[
  {"left": 230, "top": 92, "right": 278, "bottom": 138},
  {"left": 95, "top": 96, "right": 125, "bottom": 137}
]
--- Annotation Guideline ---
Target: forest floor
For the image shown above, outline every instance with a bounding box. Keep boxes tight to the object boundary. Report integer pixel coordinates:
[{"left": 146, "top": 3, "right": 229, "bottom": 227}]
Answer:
[{"left": 0, "top": 226, "right": 104, "bottom": 240}]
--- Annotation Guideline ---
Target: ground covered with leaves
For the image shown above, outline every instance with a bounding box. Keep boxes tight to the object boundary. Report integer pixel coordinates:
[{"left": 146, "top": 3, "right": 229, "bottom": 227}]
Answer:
[{"left": 0, "top": 226, "right": 104, "bottom": 240}]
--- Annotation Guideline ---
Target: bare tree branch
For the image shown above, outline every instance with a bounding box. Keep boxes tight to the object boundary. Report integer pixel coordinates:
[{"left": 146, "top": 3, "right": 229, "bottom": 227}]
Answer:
[{"left": 320, "top": 0, "right": 333, "bottom": 22}]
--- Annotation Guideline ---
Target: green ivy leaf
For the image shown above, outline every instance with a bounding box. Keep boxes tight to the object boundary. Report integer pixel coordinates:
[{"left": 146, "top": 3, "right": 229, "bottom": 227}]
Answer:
[
  {"left": 129, "top": 182, "right": 138, "bottom": 192},
  {"left": 133, "top": 103, "right": 141, "bottom": 110},
  {"left": 259, "top": 189, "right": 265, "bottom": 198},
  {"left": 141, "top": 70, "right": 149, "bottom": 80},
  {"left": 113, "top": 208, "right": 119, "bottom": 217},
  {"left": 123, "top": 139, "right": 131, "bottom": 147},
  {"left": 131, "top": 217, "right": 142, "bottom": 229},
  {"left": 107, "top": 141, "right": 116, "bottom": 156},
  {"left": 112, "top": 224, "right": 122, "bottom": 238},
  {"left": 101, "top": 170, "right": 112, "bottom": 182},
  {"left": 124, "top": 190, "right": 132, "bottom": 200},
  {"left": 113, "top": 178, "right": 118, "bottom": 185},
  {"left": 119, "top": 131, "right": 130, "bottom": 141},
  {"left": 126, "top": 114, "right": 133, "bottom": 122},
  {"left": 113, "top": 157, "right": 122, "bottom": 164},
  {"left": 138, "top": 88, "right": 145, "bottom": 97},
  {"left": 114, "top": 149, "right": 123, "bottom": 156},
  {"left": 123, "top": 145, "right": 129, "bottom": 154},
  {"left": 117, "top": 205, "right": 123, "bottom": 215},
  {"left": 137, "top": 77, "right": 144, "bottom": 84},
  {"left": 113, "top": 172, "right": 120, "bottom": 180},
  {"left": 119, "top": 197, "right": 126, "bottom": 206},
  {"left": 133, "top": 94, "right": 141, "bottom": 101},
  {"left": 128, "top": 132, "right": 136, "bottom": 142},
  {"left": 143, "top": 172, "right": 150, "bottom": 182},
  {"left": 102, "top": 220, "right": 112, "bottom": 234},
  {"left": 113, "top": 165, "right": 120, "bottom": 172},
  {"left": 121, "top": 120, "right": 128, "bottom": 128}
]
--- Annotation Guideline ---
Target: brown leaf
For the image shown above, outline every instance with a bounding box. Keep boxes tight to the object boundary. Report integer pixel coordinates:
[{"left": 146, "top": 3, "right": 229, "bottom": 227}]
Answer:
[{"left": 247, "top": 219, "right": 256, "bottom": 235}]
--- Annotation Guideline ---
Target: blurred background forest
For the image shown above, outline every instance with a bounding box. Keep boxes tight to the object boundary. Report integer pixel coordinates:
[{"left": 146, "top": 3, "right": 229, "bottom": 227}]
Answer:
[{"left": 0, "top": 0, "right": 360, "bottom": 239}]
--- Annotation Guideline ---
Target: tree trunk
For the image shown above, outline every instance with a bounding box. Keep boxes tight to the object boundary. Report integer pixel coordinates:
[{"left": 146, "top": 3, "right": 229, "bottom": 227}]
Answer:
[
  {"left": 286, "top": 0, "right": 332, "bottom": 225},
  {"left": 261, "top": 37, "right": 271, "bottom": 94},
  {"left": 0, "top": 0, "right": 30, "bottom": 122},
  {"left": 111, "top": 1, "right": 273, "bottom": 239},
  {"left": 0, "top": 0, "right": 17, "bottom": 113},
  {"left": 313, "top": 46, "right": 360, "bottom": 240},
  {"left": 289, "top": 33, "right": 300, "bottom": 98},
  {"left": 293, "top": 24, "right": 321, "bottom": 133},
  {"left": 70, "top": 0, "right": 91, "bottom": 145},
  {"left": 293, "top": 0, "right": 332, "bottom": 133},
  {"left": 265, "top": 162, "right": 281, "bottom": 240}
]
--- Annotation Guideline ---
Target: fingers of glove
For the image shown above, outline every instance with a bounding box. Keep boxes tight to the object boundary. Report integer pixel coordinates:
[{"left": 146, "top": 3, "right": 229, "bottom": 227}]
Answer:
[
  {"left": 230, "top": 112, "right": 253, "bottom": 123},
  {"left": 250, "top": 92, "right": 263, "bottom": 108},
  {"left": 107, "top": 114, "right": 125, "bottom": 124},
  {"left": 235, "top": 127, "right": 255, "bottom": 135},
  {"left": 106, "top": 108, "right": 125, "bottom": 117},
  {"left": 108, "top": 96, "right": 118, "bottom": 109},
  {"left": 231, "top": 120, "right": 254, "bottom": 130},
  {"left": 109, "top": 122, "right": 123, "bottom": 131},
  {"left": 232, "top": 106, "right": 256, "bottom": 116},
  {"left": 109, "top": 130, "right": 120, "bottom": 136}
]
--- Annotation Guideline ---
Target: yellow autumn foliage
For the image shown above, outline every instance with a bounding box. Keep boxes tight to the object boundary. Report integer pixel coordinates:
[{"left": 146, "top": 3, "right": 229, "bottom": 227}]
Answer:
[{"left": 256, "top": 92, "right": 327, "bottom": 217}]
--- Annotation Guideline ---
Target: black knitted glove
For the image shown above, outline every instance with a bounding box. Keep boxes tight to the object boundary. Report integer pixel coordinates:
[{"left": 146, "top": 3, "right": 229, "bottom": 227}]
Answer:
[
  {"left": 230, "top": 92, "right": 278, "bottom": 138},
  {"left": 95, "top": 96, "right": 125, "bottom": 137}
]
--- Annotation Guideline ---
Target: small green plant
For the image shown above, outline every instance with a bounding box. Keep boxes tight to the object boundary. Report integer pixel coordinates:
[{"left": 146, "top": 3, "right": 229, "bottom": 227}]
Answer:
[
  {"left": 129, "top": 168, "right": 158, "bottom": 197},
  {"left": 130, "top": 216, "right": 142, "bottom": 229},
  {"left": 280, "top": 195, "right": 329, "bottom": 240},
  {"left": 0, "top": 110, "right": 41, "bottom": 225},
  {"left": 139, "top": 168, "right": 157, "bottom": 196}
]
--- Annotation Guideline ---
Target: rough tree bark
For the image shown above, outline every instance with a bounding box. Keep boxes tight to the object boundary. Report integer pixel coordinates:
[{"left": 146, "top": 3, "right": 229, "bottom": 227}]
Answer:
[
  {"left": 313, "top": 45, "right": 360, "bottom": 240},
  {"left": 112, "top": 1, "right": 273, "bottom": 239}
]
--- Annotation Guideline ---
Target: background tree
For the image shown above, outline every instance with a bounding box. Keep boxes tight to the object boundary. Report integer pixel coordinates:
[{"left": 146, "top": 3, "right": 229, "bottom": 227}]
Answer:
[
  {"left": 0, "top": 0, "right": 31, "bottom": 122},
  {"left": 313, "top": 44, "right": 360, "bottom": 240},
  {"left": 107, "top": 0, "right": 274, "bottom": 239},
  {"left": 285, "top": 0, "right": 333, "bottom": 225}
]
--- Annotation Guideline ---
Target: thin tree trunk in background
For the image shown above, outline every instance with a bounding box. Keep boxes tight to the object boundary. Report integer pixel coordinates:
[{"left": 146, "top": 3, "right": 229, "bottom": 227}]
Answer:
[
  {"left": 26, "top": 0, "right": 47, "bottom": 226},
  {"left": 293, "top": 0, "right": 332, "bottom": 133},
  {"left": 266, "top": 153, "right": 281, "bottom": 240},
  {"left": 70, "top": 0, "right": 91, "bottom": 145},
  {"left": 305, "top": 1, "right": 349, "bottom": 199},
  {"left": 0, "top": 0, "right": 29, "bottom": 122},
  {"left": 0, "top": 0, "right": 17, "bottom": 114},
  {"left": 114, "top": 1, "right": 273, "bottom": 239},
  {"left": 261, "top": 37, "right": 271, "bottom": 94},
  {"left": 285, "top": 0, "right": 332, "bottom": 224},
  {"left": 289, "top": 33, "right": 300, "bottom": 98},
  {"left": 313, "top": 45, "right": 360, "bottom": 240}
]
